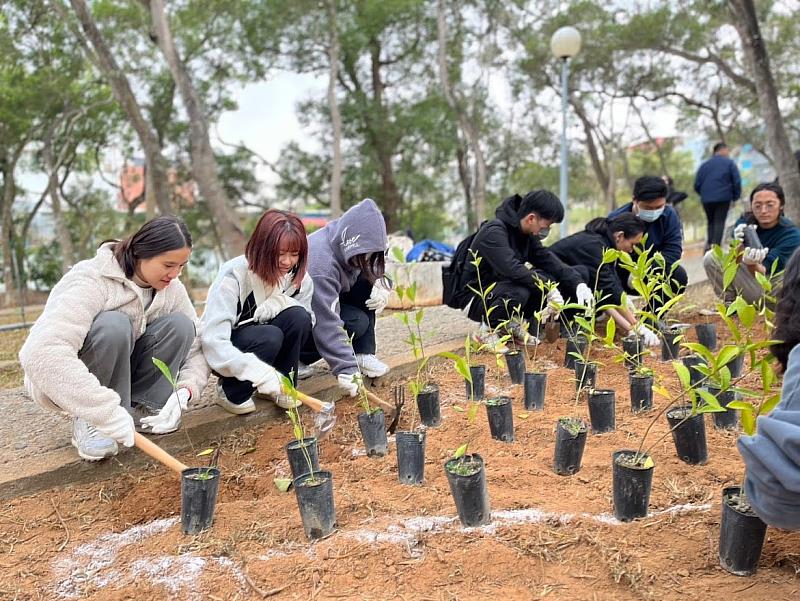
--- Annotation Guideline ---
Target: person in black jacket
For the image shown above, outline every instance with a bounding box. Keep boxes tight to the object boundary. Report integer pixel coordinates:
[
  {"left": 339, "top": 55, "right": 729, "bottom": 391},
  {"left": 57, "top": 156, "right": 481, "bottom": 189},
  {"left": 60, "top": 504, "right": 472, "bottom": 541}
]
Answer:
[
  {"left": 463, "top": 190, "right": 592, "bottom": 343},
  {"left": 550, "top": 214, "right": 659, "bottom": 346}
]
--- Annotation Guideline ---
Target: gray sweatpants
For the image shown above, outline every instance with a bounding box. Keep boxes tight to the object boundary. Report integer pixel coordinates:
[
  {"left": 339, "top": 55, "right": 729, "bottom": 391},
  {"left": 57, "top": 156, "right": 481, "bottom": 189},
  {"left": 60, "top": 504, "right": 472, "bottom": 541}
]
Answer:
[{"left": 78, "top": 311, "right": 195, "bottom": 412}]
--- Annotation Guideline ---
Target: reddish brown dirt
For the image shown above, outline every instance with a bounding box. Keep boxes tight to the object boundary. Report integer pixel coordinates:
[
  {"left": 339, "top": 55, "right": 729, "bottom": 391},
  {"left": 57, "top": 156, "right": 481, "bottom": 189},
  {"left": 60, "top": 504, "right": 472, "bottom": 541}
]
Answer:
[{"left": 2, "top": 316, "right": 799, "bottom": 600}]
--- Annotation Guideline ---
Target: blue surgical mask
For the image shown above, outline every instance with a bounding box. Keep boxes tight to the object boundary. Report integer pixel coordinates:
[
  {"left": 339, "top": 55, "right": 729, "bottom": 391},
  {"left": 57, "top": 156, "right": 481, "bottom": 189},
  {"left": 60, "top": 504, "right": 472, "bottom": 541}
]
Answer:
[
  {"left": 637, "top": 207, "right": 664, "bottom": 222},
  {"left": 536, "top": 227, "right": 551, "bottom": 240}
]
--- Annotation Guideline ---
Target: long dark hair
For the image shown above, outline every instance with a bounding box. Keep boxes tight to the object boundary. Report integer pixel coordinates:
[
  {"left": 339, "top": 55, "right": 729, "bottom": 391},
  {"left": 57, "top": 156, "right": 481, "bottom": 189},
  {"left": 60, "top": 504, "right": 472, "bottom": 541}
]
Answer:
[
  {"left": 349, "top": 252, "right": 385, "bottom": 284},
  {"left": 772, "top": 247, "right": 800, "bottom": 371},
  {"left": 747, "top": 182, "right": 785, "bottom": 226},
  {"left": 585, "top": 214, "right": 646, "bottom": 239},
  {"left": 104, "top": 215, "right": 192, "bottom": 278},
  {"left": 246, "top": 210, "right": 308, "bottom": 287}
]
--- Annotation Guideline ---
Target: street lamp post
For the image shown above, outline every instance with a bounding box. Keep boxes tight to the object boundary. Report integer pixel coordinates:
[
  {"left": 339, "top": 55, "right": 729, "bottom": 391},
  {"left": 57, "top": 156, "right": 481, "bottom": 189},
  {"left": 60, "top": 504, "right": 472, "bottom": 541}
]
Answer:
[{"left": 550, "top": 26, "right": 582, "bottom": 239}]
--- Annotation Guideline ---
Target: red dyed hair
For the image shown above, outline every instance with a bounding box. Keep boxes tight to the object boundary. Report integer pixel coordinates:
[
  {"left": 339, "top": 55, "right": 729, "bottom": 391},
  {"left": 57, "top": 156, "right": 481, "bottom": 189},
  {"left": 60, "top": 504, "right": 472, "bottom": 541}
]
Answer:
[{"left": 245, "top": 210, "right": 308, "bottom": 287}]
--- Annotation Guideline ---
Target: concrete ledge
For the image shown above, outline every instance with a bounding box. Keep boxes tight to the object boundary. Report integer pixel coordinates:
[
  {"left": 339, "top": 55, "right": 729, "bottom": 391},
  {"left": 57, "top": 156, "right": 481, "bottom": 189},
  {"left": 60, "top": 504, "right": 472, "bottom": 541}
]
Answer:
[{"left": 0, "top": 339, "right": 464, "bottom": 500}]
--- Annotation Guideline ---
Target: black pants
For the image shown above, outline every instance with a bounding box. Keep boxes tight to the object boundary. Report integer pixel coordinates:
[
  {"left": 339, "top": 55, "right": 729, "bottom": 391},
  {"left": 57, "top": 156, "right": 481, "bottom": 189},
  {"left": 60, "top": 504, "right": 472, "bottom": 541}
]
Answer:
[
  {"left": 467, "top": 279, "right": 547, "bottom": 329},
  {"left": 703, "top": 201, "right": 731, "bottom": 251},
  {"left": 300, "top": 274, "right": 377, "bottom": 365},
  {"left": 220, "top": 305, "right": 312, "bottom": 404}
]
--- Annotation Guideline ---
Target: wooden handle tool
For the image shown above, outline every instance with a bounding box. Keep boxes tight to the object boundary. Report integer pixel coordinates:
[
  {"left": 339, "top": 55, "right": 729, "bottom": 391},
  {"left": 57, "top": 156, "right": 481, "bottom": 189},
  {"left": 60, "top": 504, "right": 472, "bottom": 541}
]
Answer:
[{"left": 134, "top": 432, "right": 189, "bottom": 475}]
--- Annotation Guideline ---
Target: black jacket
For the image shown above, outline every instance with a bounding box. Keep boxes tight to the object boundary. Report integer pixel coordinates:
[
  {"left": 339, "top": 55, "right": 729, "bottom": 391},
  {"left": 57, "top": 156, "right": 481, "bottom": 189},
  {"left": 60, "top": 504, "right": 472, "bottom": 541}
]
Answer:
[
  {"left": 464, "top": 194, "right": 582, "bottom": 295},
  {"left": 550, "top": 229, "right": 625, "bottom": 306}
]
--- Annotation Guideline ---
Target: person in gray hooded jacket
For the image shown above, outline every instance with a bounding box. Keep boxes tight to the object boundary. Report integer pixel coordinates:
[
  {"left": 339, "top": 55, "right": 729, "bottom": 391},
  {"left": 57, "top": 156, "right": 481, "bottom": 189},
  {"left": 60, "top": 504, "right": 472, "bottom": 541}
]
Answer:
[
  {"left": 300, "top": 198, "right": 391, "bottom": 397},
  {"left": 738, "top": 247, "right": 800, "bottom": 529}
]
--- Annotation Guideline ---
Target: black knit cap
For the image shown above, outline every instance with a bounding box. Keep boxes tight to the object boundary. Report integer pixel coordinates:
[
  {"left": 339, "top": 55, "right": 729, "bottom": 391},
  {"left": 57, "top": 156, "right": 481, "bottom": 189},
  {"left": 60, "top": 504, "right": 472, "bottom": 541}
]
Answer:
[{"left": 633, "top": 176, "right": 668, "bottom": 202}]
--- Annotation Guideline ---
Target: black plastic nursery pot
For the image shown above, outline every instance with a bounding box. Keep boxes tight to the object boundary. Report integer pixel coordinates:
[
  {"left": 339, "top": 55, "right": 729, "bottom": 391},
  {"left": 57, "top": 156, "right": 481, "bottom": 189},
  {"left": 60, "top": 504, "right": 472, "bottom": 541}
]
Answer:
[
  {"left": 564, "top": 334, "right": 588, "bottom": 369},
  {"left": 286, "top": 437, "right": 320, "bottom": 480},
  {"left": 660, "top": 325, "right": 687, "bottom": 361},
  {"left": 444, "top": 453, "right": 491, "bottom": 527},
  {"left": 553, "top": 418, "right": 588, "bottom": 476},
  {"left": 622, "top": 335, "right": 645, "bottom": 371},
  {"left": 588, "top": 389, "right": 616, "bottom": 434},
  {"left": 695, "top": 322, "right": 718, "bottom": 351},
  {"left": 505, "top": 350, "right": 526, "bottom": 384},
  {"left": 559, "top": 320, "right": 576, "bottom": 339},
  {"left": 726, "top": 353, "right": 745, "bottom": 378},
  {"left": 181, "top": 467, "right": 221, "bottom": 535},
  {"left": 682, "top": 354, "right": 706, "bottom": 389},
  {"left": 612, "top": 450, "right": 654, "bottom": 522},
  {"left": 293, "top": 470, "right": 336, "bottom": 540},
  {"left": 708, "top": 386, "right": 739, "bottom": 430},
  {"left": 357, "top": 409, "right": 388, "bottom": 457},
  {"left": 629, "top": 374, "right": 653, "bottom": 413},
  {"left": 416, "top": 384, "right": 441, "bottom": 427},
  {"left": 523, "top": 372, "right": 547, "bottom": 411},
  {"left": 574, "top": 360, "right": 597, "bottom": 392},
  {"left": 466, "top": 365, "right": 486, "bottom": 401},
  {"left": 485, "top": 396, "right": 514, "bottom": 442},
  {"left": 396, "top": 430, "right": 426, "bottom": 485},
  {"left": 719, "top": 486, "right": 768, "bottom": 576},
  {"left": 666, "top": 406, "right": 708, "bottom": 465}
]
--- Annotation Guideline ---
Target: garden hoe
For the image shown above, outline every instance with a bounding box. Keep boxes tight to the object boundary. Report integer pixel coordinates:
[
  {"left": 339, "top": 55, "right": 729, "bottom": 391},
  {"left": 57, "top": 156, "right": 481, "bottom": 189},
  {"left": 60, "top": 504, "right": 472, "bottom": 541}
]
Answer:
[{"left": 134, "top": 432, "right": 188, "bottom": 475}]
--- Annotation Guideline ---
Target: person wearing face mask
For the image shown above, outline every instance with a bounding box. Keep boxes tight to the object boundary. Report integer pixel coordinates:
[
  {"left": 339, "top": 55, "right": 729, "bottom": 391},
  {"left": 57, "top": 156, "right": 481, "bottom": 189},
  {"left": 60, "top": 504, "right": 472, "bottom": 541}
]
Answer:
[
  {"left": 550, "top": 214, "right": 659, "bottom": 346},
  {"left": 462, "top": 190, "right": 587, "bottom": 345},
  {"left": 201, "top": 210, "right": 314, "bottom": 414},
  {"left": 608, "top": 175, "right": 688, "bottom": 316},
  {"left": 703, "top": 182, "right": 800, "bottom": 304}
]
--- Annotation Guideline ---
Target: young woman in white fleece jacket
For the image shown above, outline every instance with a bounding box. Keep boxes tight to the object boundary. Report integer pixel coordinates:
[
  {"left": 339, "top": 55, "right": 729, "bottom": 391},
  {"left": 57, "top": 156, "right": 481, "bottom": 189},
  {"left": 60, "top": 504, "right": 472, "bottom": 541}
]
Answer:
[
  {"left": 19, "top": 216, "right": 209, "bottom": 461},
  {"left": 201, "top": 210, "right": 314, "bottom": 414}
]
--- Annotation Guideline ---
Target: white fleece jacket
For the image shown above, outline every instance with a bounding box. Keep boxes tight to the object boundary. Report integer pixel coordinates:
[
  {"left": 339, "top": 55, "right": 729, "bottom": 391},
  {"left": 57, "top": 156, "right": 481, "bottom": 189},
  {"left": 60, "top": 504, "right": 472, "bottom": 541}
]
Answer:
[
  {"left": 19, "top": 245, "right": 209, "bottom": 427},
  {"left": 200, "top": 255, "right": 314, "bottom": 385}
]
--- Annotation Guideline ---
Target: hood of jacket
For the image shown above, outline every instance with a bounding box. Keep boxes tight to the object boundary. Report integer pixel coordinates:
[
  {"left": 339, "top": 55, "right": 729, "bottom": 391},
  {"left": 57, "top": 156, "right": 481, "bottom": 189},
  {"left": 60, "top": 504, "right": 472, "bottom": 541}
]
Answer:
[
  {"left": 495, "top": 194, "right": 524, "bottom": 229},
  {"left": 326, "top": 198, "right": 388, "bottom": 267}
]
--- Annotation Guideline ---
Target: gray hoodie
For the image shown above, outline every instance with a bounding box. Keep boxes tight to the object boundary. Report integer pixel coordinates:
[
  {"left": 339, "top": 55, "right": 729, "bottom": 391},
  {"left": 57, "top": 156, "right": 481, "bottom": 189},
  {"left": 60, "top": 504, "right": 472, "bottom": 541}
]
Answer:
[
  {"left": 738, "top": 344, "right": 800, "bottom": 529},
  {"left": 307, "top": 198, "right": 387, "bottom": 375}
]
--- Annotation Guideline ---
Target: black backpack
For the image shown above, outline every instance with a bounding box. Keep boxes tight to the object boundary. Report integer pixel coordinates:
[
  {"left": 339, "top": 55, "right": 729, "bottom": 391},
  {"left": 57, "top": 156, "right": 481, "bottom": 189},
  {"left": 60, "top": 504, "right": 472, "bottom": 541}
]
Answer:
[{"left": 441, "top": 226, "right": 481, "bottom": 309}]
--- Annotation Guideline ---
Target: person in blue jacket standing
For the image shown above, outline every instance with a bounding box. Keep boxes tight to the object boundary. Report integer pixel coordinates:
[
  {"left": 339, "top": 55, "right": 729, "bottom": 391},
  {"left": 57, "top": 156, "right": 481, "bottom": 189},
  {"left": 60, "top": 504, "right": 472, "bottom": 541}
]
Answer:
[
  {"left": 694, "top": 142, "right": 742, "bottom": 251},
  {"left": 737, "top": 247, "right": 800, "bottom": 529},
  {"left": 608, "top": 176, "right": 687, "bottom": 316}
]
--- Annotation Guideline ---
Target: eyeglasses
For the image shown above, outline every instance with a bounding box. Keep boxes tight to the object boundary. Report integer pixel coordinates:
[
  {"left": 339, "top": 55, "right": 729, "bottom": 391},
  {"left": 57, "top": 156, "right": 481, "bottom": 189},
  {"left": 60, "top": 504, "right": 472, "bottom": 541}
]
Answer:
[{"left": 752, "top": 202, "right": 780, "bottom": 212}]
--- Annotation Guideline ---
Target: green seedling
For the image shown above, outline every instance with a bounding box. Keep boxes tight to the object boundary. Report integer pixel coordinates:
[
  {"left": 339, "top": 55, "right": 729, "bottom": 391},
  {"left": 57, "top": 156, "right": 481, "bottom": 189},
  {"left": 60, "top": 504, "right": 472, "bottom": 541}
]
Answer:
[
  {"left": 339, "top": 327, "right": 376, "bottom": 414},
  {"left": 394, "top": 274, "right": 431, "bottom": 432},
  {"left": 280, "top": 374, "right": 318, "bottom": 484}
]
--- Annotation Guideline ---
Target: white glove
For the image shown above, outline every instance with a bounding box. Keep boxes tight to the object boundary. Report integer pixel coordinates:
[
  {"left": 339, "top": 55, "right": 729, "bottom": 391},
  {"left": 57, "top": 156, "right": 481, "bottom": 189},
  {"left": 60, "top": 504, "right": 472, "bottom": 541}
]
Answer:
[
  {"left": 546, "top": 288, "right": 564, "bottom": 318},
  {"left": 742, "top": 247, "right": 768, "bottom": 266},
  {"left": 94, "top": 405, "right": 135, "bottom": 447},
  {"left": 256, "top": 368, "right": 282, "bottom": 396},
  {"left": 733, "top": 223, "right": 747, "bottom": 243},
  {"left": 254, "top": 298, "right": 283, "bottom": 324},
  {"left": 575, "top": 283, "right": 594, "bottom": 310},
  {"left": 139, "top": 387, "right": 190, "bottom": 434},
  {"left": 625, "top": 295, "right": 637, "bottom": 313},
  {"left": 337, "top": 372, "right": 363, "bottom": 397},
  {"left": 633, "top": 323, "right": 660, "bottom": 347},
  {"left": 365, "top": 281, "right": 391, "bottom": 314}
]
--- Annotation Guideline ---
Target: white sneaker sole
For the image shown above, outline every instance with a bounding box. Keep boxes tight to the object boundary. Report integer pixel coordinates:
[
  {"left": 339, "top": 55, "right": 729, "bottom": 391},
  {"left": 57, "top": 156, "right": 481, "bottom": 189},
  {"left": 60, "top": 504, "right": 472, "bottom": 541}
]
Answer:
[
  {"left": 71, "top": 437, "right": 118, "bottom": 461},
  {"left": 215, "top": 397, "right": 256, "bottom": 415}
]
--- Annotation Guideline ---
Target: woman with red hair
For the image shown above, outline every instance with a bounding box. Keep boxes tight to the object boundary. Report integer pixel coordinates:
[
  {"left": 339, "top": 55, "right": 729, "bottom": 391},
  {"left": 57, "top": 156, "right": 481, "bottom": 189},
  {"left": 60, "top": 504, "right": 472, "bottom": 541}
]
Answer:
[{"left": 201, "top": 210, "right": 314, "bottom": 413}]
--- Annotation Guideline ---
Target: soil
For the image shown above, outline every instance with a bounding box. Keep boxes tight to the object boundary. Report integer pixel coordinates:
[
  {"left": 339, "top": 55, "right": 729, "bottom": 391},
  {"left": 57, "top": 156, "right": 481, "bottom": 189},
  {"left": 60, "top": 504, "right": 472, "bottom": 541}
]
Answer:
[{"left": 2, "top": 314, "right": 799, "bottom": 600}]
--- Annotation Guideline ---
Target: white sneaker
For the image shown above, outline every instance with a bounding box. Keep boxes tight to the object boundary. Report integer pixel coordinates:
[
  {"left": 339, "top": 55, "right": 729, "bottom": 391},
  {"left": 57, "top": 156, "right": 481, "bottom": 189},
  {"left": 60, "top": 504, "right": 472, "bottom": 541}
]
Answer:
[
  {"left": 296, "top": 363, "right": 314, "bottom": 380},
  {"left": 274, "top": 393, "right": 302, "bottom": 410},
  {"left": 71, "top": 417, "right": 118, "bottom": 461},
  {"left": 355, "top": 354, "right": 390, "bottom": 378},
  {"left": 474, "top": 323, "right": 508, "bottom": 353},
  {"left": 215, "top": 381, "right": 256, "bottom": 415}
]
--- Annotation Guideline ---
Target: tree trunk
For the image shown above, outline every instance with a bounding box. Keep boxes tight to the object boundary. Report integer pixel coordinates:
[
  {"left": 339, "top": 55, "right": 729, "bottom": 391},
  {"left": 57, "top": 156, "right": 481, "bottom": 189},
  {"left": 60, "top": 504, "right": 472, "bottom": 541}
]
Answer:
[
  {"left": 42, "top": 126, "right": 75, "bottom": 274},
  {"left": 436, "top": 0, "right": 486, "bottom": 227},
  {"left": 326, "top": 0, "right": 343, "bottom": 218},
  {"left": 148, "top": 0, "right": 245, "bottom": 258},
  {"left": 368, "top": 37, "right": 401, "bottom": 233},
  {"left": 456, "top": 141, "right": 474, "bottom": 231},
  {"left": 68, "top": 0, "right": 172, "bottom": 215},
  {"left": 572, "top": 98, "right": 610, "bottom": 204},
  {"left": 728, "top": 0, "right": 800, "bottom": 220},
  {"left": 2, "top": 153, "right": 20, "bottom": 306}
]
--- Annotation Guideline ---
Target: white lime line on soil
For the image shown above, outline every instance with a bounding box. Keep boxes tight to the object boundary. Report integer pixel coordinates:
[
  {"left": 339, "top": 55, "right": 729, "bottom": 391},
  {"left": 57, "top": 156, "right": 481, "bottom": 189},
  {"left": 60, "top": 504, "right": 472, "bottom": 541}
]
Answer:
[{"left": 51, "top": 517, "right": 246, "bottom": 599}]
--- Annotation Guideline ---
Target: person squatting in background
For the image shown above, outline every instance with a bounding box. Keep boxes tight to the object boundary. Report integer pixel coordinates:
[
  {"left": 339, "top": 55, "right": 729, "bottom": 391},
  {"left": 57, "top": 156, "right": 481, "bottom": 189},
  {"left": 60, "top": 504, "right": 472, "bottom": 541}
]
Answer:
[
  {"left": 703, "top": 182, "right": 800, "bottom": 305},
  {"left": 737, "top": 247, "right": 800, "bottom": 529},
  {"left": 201, "top": 210, "right": 314, "bottom": 415},
  {"left": 19, "top": 216, "right": 209, "bottom": 461},
  {"left": 462, "top": 190, "right": 593, "bottom": 346},
  {"left": 300, "top": 198, "right": 392, "bottom": 399},
  {"left": 550, "top": 213, "right": 659, "bottom": 346},
  {"left": 608, "top": 175, "right": 687, "bottom": 321}
]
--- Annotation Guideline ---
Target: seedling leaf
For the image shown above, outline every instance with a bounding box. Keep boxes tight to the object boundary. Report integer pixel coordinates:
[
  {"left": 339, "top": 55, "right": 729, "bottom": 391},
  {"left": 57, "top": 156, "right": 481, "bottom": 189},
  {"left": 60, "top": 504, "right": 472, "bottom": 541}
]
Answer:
[{"left": 274, "top": 478, "right": 293, "bottom": 492}]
